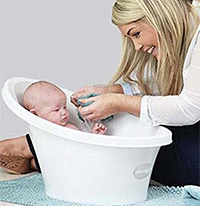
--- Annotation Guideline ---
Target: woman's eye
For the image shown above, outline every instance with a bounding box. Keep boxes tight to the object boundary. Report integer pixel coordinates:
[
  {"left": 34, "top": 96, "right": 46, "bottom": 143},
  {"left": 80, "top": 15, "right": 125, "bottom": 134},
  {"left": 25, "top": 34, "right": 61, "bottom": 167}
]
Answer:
[{"left": 133, "top": 32, "right": 140, "bottom": 38}]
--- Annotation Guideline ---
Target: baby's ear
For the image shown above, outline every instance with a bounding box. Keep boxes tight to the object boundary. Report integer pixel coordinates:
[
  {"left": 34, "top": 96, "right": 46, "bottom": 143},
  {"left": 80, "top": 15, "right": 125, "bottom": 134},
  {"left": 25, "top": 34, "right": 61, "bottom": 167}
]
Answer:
[{"left": 30, "top": 109, "right": 38, "bottom": 116}]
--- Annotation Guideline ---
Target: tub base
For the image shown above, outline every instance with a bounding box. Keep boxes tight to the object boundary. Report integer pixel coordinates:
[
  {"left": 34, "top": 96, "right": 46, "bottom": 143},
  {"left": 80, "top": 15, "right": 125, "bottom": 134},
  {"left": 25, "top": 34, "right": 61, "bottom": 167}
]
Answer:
[
  {"left": 46, "top": 189, "right": 147, "bottom": 205},
  {"left": 30, "top": 125, "right": 159, "bottom": 205}
]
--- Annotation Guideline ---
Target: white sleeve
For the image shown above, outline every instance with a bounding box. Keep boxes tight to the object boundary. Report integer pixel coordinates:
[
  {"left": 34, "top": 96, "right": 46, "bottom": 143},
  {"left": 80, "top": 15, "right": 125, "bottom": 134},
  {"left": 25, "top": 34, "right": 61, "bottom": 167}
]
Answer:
[
  {"left": 119, "top": 82, "right": 141, "bottom": 95},
  {"left": 120, "top": 82, "right": 134, "bottom": 95},
  {"left": 140, "top": 29, "right": 200, "bottom": 126},
  {"left": 119, "top": 65, "right": 158, "bottom": 96}
]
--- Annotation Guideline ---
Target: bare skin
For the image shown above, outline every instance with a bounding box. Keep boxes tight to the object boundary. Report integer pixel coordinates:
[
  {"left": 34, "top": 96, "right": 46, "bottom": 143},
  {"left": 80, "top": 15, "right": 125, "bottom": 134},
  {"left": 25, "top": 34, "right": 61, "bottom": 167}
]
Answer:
[
  {"left": 25, "top": 82, "right": 107, "bottom": 134},
  {"left": 118, "top": 20, "right": 159, "bottom": 58},
  {"left": 71, "top": 84, "right": 142, "bottom": 122},
  {"left": 0, "top": 136, "right": 32, "bottom": 159},
  {"left": 0, "top": 136, "right": 37, "bottom": 171},
  {"left": 74, "top": 93, "right": 141, "bottom": 121},
  {"left": 70, "top": 84, "right": 124, "bottom": 107}
]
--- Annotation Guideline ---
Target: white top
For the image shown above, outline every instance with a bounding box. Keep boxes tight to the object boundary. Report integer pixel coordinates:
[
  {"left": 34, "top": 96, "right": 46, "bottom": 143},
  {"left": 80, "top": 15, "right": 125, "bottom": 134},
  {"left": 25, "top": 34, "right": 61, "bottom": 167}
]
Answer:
[{"left": 121, "top": 23, "right": 200, "bottom": 126}]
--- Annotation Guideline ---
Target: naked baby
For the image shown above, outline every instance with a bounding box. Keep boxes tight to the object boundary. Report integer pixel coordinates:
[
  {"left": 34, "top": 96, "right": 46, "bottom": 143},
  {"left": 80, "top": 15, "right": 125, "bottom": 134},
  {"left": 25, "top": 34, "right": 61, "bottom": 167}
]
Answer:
[{"left": 22, "top": 81, "right": 107, "bottom": 134}]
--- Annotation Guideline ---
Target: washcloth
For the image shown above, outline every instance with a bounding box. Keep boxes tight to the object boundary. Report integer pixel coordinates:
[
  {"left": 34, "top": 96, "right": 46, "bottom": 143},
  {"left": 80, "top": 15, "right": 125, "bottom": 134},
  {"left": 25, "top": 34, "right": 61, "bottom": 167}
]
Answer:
[
  {"left": 182, "top": 185, "right": 200, "bottom": 206},
  {"left": 77, "top": 93, "right": 113, "bottom": 123},
  {"left": 0, "top": 173, "right": 188, "bottom": 206}
]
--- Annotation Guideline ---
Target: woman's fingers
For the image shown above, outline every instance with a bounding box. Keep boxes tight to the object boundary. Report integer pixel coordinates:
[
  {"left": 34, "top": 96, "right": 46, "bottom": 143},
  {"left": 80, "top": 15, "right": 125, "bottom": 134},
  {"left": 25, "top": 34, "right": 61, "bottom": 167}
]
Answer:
[
  {"left": 71, "top": 85, "right": 109, "bottom": 106},
  {"left": 76, "top": 93, "right": 122, "bottom": 122},
  {"left": 84, "top": 113, "right": 98, "bottom": 121},
  {"left": 70, "top": 95, "right": 79, "bottom": 106},
  {"left": 78, "top": 93, "right": 120, "bottom": 121},
  {"left": 78, "top": 105, "right": 98, "bottom": 121},
  {"left": 71, "top": 87, "right": 94, "bottom": 106},
  {"left": 77, "top": 96, "right": 98, "bottom": 105},
  {"left": 78, "top": 105, "right": 92, "bottom": 117}
]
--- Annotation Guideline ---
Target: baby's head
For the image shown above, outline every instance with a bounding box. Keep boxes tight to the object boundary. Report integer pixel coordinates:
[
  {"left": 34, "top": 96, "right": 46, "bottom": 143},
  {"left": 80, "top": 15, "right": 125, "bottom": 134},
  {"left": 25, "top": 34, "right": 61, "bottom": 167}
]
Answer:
[{"left": 23, "top": 81, "right": 69, "bottom": 126}]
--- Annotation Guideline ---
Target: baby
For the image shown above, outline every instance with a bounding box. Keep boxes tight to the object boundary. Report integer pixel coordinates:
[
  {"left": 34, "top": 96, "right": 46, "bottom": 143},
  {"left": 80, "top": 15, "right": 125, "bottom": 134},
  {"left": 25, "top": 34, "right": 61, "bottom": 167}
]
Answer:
[{"left": 22, "top": 81, "right": 107, "bottom": 134}]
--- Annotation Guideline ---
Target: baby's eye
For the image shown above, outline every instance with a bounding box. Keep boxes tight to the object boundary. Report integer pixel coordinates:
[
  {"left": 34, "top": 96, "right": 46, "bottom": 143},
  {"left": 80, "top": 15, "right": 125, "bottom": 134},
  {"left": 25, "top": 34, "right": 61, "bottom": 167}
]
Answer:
[
  {"left": 133, "top": 32, "right": 140, "bottom": 38},
  {"left": 54, "top": 108, "right": 59, "bottom": 112},
  {"left": 63, "top": 106, "right": 66, "bottom": 109}
]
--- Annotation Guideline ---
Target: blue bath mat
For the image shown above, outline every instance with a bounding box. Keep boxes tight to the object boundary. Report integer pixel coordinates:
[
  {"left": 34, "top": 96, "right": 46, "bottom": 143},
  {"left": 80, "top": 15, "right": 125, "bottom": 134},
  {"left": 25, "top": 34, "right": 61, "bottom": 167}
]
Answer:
[{"left": 0, "top": 174, "right": 194, "bottom": 206}]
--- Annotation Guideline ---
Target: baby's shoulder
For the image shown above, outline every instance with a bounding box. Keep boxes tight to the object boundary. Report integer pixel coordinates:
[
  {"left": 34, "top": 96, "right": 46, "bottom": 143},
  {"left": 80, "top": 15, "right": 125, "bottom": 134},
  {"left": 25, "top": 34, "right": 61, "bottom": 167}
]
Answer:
[{"left": 66, "top": 123, "right": 80, "bottom": 131}]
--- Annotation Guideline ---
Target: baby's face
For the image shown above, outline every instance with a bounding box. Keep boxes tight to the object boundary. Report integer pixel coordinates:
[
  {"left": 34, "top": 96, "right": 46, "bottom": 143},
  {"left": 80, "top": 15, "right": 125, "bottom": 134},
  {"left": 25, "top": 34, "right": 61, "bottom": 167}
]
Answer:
[{"left": 36, "top": 92, "right": 69, "bottom": 127}]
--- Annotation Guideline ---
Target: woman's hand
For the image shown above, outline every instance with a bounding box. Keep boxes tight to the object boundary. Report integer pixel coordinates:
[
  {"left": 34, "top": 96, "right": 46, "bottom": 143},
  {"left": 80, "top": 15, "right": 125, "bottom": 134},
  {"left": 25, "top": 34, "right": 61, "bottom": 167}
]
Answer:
[
  {"left": 78, "top": 93, "right": 142, "bottom": 121},
  {"left": 70, "top": 84, "right": 123, "bottom": 106},
  {"left": 77, "top": 93, "right": 125, "bottom": 121}
]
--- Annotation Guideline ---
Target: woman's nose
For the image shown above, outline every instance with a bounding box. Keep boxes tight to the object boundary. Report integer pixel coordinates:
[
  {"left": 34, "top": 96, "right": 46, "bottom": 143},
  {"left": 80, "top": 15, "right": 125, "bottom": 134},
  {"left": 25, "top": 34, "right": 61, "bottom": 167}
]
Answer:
[{"left": 132, "top": 39, "right": 143, "bottom": 51}]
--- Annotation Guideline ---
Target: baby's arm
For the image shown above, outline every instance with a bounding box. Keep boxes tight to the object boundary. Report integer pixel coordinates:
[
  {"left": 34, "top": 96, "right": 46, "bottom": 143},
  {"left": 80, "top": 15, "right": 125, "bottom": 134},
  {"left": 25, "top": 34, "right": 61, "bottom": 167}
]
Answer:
[
  {"left": 66, "top": 122, "right": 107, "bottom": 135},
  {"left": 66, "top": 123, "right": 80, "bottom": 131},
  {"left": 90, "top": 123, "right": 107, "bottom": 134}
]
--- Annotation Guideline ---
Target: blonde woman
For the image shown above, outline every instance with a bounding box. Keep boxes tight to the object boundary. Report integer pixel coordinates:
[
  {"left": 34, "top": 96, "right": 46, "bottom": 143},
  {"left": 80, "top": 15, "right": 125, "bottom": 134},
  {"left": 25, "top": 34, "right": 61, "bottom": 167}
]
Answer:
[
  {"left": 71, "top": 0, "right": 200, "bottom": 186},
  {"left": 0, "top": 0, "right": 200, "bottom": 186}
]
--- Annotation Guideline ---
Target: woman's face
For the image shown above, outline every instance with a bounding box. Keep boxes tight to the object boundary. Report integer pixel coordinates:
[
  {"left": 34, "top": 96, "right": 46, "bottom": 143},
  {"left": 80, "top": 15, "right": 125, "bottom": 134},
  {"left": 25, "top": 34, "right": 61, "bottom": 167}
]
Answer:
[{"left": 118, "top": 20, "right": 159, "bottom": 58}]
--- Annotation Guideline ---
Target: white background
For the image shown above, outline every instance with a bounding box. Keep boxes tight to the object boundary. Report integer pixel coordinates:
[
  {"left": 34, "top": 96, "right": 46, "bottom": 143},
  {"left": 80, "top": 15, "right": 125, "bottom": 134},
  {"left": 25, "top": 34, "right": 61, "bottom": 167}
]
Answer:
[{"left": 0, "top": 0, "right": 121, "bottom": 138}]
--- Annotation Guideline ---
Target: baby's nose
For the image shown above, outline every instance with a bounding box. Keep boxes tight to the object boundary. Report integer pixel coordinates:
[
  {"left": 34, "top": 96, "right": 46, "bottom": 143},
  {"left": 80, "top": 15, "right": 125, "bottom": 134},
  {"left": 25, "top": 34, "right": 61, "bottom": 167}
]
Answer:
[{"left": 61, "top": 109, "right": 66, "bottom": 115}]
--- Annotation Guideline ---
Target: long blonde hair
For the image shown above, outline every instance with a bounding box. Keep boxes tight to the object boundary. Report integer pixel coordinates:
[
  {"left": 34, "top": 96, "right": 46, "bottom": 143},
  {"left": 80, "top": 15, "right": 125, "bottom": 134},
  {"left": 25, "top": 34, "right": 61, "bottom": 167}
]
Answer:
[{"left": 111, "top": 0, "right": 200, "bottom": 95}]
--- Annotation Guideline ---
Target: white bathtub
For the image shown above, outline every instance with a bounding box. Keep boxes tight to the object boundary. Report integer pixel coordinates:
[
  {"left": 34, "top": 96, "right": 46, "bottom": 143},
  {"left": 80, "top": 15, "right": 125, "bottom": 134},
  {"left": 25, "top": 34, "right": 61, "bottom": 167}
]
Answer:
[{"left": 2, "top": 77, "right": 172, "bottom": 205}]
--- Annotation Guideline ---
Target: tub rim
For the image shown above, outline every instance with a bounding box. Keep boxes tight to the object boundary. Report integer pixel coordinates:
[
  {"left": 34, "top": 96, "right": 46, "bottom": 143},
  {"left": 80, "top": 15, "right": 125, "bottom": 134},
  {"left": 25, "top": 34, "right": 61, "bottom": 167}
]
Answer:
[{"left": 1, "top": 77, "right": 172, "bottom": 148}]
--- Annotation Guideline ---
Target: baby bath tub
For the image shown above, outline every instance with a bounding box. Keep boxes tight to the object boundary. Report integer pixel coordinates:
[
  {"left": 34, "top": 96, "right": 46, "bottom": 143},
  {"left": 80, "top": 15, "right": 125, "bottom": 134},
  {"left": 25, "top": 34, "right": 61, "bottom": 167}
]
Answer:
[{"left": 2, "top": 77, "right": 172, "bottom": 205}]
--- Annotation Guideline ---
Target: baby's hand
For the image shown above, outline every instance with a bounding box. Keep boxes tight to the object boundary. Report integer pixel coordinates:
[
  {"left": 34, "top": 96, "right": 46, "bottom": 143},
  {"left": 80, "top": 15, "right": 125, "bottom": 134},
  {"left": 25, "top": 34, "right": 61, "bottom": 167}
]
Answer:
[{"left": 91, "top": 123, "right": 107, "bottom": 135}]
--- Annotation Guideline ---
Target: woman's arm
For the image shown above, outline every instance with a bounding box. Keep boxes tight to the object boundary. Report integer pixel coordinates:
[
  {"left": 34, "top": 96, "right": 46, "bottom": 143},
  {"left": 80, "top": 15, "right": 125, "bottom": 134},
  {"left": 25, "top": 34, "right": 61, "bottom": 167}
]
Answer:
[
  {"left": 121, "top": 95, "right": 142, "bottom": 117},
  {"left": 71, "top": 84, "right": 124, "bottom": 106},
  {"left": 78, "top": 93, "right": 142, "bottom": 121},
  {"left": 107, "top": 84, "right": 124, "bottom": 94}
]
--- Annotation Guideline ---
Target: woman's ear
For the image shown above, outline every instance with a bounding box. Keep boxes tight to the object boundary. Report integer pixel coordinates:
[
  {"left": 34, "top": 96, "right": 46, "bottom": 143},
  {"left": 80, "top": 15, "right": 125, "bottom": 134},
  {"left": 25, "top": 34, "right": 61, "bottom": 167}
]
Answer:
[{"left": 30, "top": 109, "right": 38, "bottom": 116}]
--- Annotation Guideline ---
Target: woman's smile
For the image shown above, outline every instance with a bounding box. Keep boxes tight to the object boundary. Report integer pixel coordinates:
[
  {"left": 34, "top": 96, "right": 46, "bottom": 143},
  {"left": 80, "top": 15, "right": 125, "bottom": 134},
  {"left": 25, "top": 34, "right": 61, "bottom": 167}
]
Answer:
[{"left": 118, "top": 20, "right": 159, "bottom": 58}]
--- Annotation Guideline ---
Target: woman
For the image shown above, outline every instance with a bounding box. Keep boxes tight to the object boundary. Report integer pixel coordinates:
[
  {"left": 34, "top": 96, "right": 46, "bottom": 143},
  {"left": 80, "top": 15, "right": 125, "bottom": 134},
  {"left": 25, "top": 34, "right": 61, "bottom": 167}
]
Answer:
[
  {"left": 1, "top": 0, "right": 200, "bottom": 186},
  {"left": 71, "top": 0, "right": 200, "bottom": 186}
]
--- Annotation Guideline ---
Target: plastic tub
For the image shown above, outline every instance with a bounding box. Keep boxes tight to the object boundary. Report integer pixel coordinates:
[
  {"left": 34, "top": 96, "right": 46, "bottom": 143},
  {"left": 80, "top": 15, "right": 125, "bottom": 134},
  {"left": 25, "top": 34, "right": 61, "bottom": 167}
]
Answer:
[{"left": 1, "top": 77, "right": 172, "bottom": 205}]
